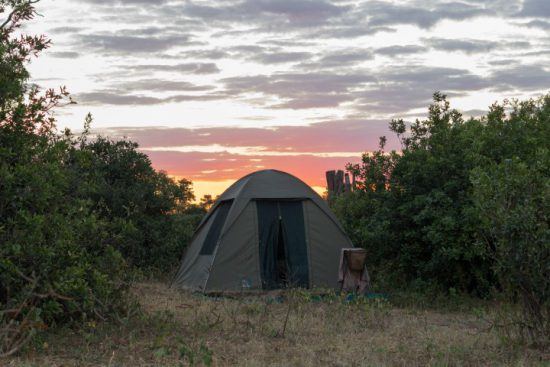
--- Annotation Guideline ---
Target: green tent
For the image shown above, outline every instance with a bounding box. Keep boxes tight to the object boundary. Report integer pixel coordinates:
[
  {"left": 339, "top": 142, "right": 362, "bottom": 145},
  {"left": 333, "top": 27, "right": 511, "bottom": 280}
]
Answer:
[{"left": 173, "top": 170, "right": 353, "bottom": 292}]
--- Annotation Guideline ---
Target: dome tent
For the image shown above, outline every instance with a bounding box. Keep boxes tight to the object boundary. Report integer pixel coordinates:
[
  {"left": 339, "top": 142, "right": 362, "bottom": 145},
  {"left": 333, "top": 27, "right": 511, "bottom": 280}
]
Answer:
[{"left": 172, "top": 169, "right": 353, "bottom": 292}]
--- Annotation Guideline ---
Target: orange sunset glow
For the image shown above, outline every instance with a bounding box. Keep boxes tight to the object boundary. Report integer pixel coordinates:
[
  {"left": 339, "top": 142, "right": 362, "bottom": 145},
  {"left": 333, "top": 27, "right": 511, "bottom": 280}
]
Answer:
[{"left": 101, "top": 119, "right": 401, "bottom": 197}]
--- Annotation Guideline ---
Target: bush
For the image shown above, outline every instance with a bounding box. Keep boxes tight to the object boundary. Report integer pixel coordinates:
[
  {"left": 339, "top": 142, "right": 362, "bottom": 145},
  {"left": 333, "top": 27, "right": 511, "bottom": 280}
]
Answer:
[
  {"left": 472, "top": 153, "right": 549, "bottom": 346},
  {"left": 0, "top": 123, "right": 130, "bottom": 356},
  {"left": 333, "top": 93, "right": 549, "bottom": 300},
  {"left": 67, "top": 130, "right": 203, "bottom": 272},
  {"left": 0, "top": 1, "right": 203, "bottom": 356}
]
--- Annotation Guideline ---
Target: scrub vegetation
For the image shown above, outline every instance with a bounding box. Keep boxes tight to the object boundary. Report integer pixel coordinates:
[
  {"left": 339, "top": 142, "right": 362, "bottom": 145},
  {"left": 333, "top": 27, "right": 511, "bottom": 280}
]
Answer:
[
  {"left": 1, "top": 1, "right": 548, "bottom": 365},
  {"left": 7, "top": 282, "right": 548, "bottom": 366},
  {"left": 1, "top": 1, "right": 204, "bottom": 358},
  {"left": 331, "top": 92, "right": 549, "bottom": 348}
]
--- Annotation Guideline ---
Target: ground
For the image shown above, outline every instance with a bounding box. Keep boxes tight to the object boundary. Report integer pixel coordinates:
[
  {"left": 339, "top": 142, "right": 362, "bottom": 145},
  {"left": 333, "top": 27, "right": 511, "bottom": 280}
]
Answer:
[{"left": 4, "top": 282, "right": 547, "bottom": 366}]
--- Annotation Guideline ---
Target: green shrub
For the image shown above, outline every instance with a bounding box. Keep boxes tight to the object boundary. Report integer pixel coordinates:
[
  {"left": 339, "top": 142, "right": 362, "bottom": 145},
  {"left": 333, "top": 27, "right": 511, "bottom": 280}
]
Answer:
[
  {"left": 0, "top": 1, "right": 203, "bottom": 356},
  {"left": 0, "top": 125, "right": 131, "bottom": 356},
  {"left": 333, "top": 93, "right": 549, "bottom": 299},
  {"left": 472, "top": 152, "right": 549, "bottom": 346},
  {"left": 67, "top": 132, "right": 203, "bottom": 272}
]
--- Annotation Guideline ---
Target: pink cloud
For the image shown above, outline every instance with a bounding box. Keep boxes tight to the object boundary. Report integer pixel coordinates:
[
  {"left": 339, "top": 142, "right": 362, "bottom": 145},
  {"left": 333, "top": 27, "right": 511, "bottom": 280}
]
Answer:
[
  {"left": 103, "top": 118, "right": 400, "bottom": 153},
  {"left": 100, "top": 119, "right": 399, "bottom": 193}
]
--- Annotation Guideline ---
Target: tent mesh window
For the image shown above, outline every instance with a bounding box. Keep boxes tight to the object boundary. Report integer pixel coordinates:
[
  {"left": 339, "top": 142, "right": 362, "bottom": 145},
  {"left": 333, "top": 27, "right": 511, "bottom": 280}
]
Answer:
[
  {"left": 199, "top": 200, "right": 233, "bottom": 255},
  {"left": 256, "top": 200, "right": 309, "bottom": 289}
]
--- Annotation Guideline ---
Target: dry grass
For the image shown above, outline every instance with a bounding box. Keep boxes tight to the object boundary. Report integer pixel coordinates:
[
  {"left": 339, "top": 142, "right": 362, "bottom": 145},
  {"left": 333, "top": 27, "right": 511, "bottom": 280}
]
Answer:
[{"left": 4, "top": 282, "right": 547, "bottom": 366}]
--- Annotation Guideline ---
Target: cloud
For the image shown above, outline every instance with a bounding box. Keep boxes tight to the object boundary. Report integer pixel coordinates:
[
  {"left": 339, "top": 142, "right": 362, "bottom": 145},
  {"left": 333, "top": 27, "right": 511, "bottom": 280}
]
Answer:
[
  {"left": 48, "top": 26, "right": 85, "bottom": 34},
  {"left": 77, "top": 92, "right": 165, "bottom": 105},
  {"left": 81, "top": 0, "right": 170, "bottom": 5},
  {"left": 318, "top": 50, "right": 374, "bottom": 66},
  {"left": 490, "top": 64, "right": 550, "bottom": 91},
  {"left": 180, "top": 0, "right": 348, "bottom": 28},
  {"left": 49, "top": 51, "right": 81, "bottom": 59},
  {"left": 380, "top": 66, "right": 489, "bottom": 91},
  {"left": 518, "top": 0, "right": 550, "bottom": 17},
  {"left": 271, "top": 94, "right": 352, "bottom": 109},
  {"left": 356, "top": 90, "right": 428, "bottom": 113},
  {"left": 217, "top": 64, "right": 494, "bottom": 113},
  {"left": 364, "top": 1, "right": 488, "bottom": 29},
  {"left": 375, "top": 45, "right": 427, "bottom": 56},
  {"left": 522, "top": 49, "right": 550, "bottom": 57},
  {"left": 100, "top": 118, "right": 399, "bottom": 154},
  {"left": 488, "top": 59, "right": 518, "bottom": 66},
  {"left": 424, "top": 38, "right": 499, "bottom": 54},
  {"left": 519, "top": 19, "right": 550, "bottom": 30},
  {"left": 251, "top": 51, "right": 313, "bottom": 64},
  {"left": 127, "top": 63, "right": 220, "bottom": 74},
  {"left": 351, "top": 66, "right": 490, "bottom": 113},
  {"left": 424, "top": 38, "right": 531, "bottom": 54},
  {"left": 215, "top": 45, "right": 313, "bottom": 64},
  {"left": 129, "top": 121, "right": 405, "bottom": 188},
  {"left": 181, "top": 49, "right": 228, "bottom": 60},
  {"left": 222, "top": 72, "right": 374, "bottom": 108},
  {"left": 29, "top": 0, "right": 550, "bottom": 139},
  {"left": 77, "top": 91, "right": 225, "bottom": 105},
  {"left": 245, "top": 0, "right": 347, "bottom": 24},
  {"left": 78, "top": 33, "right": 191, "bottom": 53},
  {"left": 77, "top": 0, "right": 490, "bottom": 36},
  {"left": 95, "top": 118, "right": 404, "bottom": 185},
  {"left": 313, "top": 25, "right": 396, "bottom": 39},
  {"left": 117, "top": 79, "right": 215, "bottom": 92},
  {"left": 121, "top": 26, "right": 193, "bottom": 37}
]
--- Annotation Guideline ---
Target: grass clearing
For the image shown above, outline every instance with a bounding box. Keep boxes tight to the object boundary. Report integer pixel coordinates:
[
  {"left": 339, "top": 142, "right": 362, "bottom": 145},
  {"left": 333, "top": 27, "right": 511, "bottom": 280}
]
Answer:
[{"left": 4, "top": 282, "right": 547, "bottom": 366}]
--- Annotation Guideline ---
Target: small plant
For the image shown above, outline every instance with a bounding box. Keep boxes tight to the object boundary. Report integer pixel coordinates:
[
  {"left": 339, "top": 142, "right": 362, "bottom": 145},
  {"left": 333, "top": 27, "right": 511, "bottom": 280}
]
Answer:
[{"left": 177, "top": 340, "right": 213, "bottom": 366}]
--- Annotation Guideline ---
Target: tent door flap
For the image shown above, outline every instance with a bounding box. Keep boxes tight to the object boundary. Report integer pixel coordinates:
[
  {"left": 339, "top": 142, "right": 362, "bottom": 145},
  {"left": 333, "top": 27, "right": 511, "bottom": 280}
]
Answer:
[{"left": 256, "top": 200, "right": 309, "bottom": 289}]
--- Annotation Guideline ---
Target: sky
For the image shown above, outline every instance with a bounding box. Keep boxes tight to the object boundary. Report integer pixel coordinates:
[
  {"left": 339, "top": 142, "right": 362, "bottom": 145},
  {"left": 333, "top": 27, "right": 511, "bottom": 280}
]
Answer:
[{"left": 25, "top": 0, "right": 550, "bottom": 198}]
